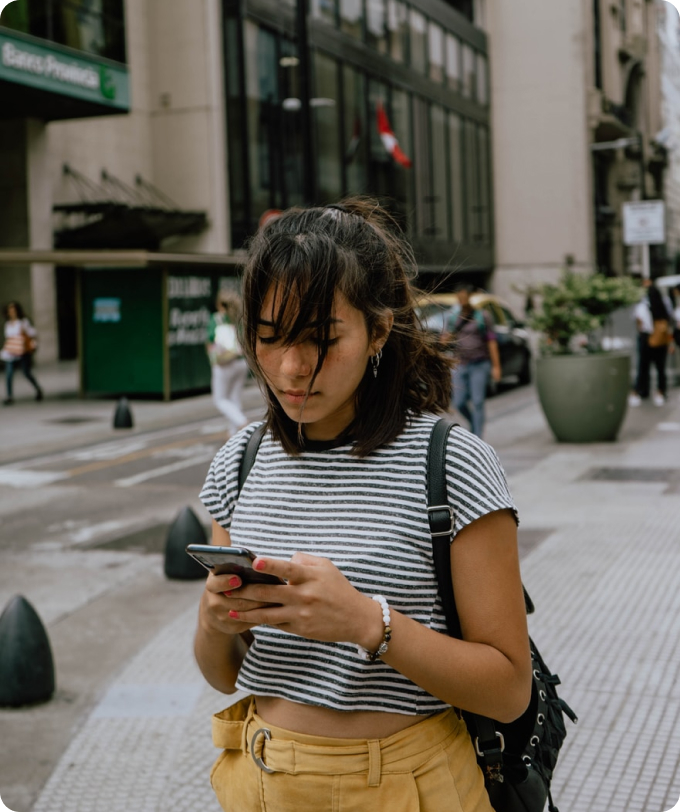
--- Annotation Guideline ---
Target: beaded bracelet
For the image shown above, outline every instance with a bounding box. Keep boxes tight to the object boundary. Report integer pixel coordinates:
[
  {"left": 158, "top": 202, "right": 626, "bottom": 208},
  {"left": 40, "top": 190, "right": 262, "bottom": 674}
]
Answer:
[{"left": 357, "top": 595, "right": 392, "bottom": 662}]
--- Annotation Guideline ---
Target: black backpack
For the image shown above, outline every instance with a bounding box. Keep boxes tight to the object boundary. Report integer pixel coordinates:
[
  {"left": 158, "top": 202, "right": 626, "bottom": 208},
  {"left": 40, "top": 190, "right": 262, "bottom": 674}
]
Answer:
[
  {"left": 239, "top": 418, "right": 577, "bottom": 812},
  {"left": 427, "top": 418, "right": 577, "bottom": 812}
]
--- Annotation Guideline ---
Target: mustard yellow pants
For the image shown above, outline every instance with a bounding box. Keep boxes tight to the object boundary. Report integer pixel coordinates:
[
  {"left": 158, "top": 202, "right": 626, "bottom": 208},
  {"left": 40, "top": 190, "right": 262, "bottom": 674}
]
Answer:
[{"left": 210, "top": 697, "right": 493, "bottom": 812}]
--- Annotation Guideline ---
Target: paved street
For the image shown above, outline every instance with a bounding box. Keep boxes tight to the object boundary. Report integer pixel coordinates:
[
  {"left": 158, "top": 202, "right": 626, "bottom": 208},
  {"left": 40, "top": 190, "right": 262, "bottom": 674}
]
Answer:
[{"left": 1, "top": 360, "right": 680, "bottom": 812}]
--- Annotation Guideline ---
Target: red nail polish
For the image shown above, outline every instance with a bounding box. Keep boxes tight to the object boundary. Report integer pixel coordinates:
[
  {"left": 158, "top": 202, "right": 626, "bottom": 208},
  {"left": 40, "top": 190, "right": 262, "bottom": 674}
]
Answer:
[
  {"left": 254, "top": 559, "right": 266, "bottom": 571},
  {"left": 228, "top": 610, "right": 239, "bottom": 619},
  {"left": 229, "top": 577, "right": 240, "bottom": 587},
  {"left": 223, "top": 591, "right": 232, "bottom": 597}
]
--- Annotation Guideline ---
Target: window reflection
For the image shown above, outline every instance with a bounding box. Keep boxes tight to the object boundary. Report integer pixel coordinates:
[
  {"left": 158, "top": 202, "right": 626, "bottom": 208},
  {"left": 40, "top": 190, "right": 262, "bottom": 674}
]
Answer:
[
  {"left": 390, "top": 87, "right": 414, "bottom": 234},
  {"left": 311, "top": 0, "right": 337, "bottom": 26},
  {"left": 448, "top": 112, "right": 464, "bottom": 241},
  {"left": 409, "top": 9, "right": 427, "bottom": 74},
  {"left": 387, "top": 0, "right": 408, "bottom": 62},
  {"left": 313, "top": 52, "right": 342, "bottom": 203},
  {"left": 445, "top": 33, "right": 461, "bottom": 92},
  {"left": 431, "top": 104, "right": 448, "bottom": 239},
  {"left": 1, "top": 0, "right": 127, "bottom": 63},
  {"left": 343, "top": 65, "right": 369, "bottom": 194},
  {"left": 366, "top": 0, "right": 387, "bottom": 53},
  {"left": 340, "top": 0, "right": 363, "bottom": 39},
  {"left": 462, "top": 44, "right": 476, "bottom": 99},
  {"left": 428, "top": 22, "right": 444, "bottom": 83},
  {"left": 476, "top": 53, "right": 488, "bottom": 105}
]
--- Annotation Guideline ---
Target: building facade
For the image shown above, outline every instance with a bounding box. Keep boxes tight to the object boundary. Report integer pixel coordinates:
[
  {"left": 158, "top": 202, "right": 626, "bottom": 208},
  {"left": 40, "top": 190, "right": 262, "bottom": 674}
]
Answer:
[
  {"left": 488, "top": 0, "right": 672, "bottom": 314},
  {"left": 0, "top": 0, "right": 493, "bottom": 366}
]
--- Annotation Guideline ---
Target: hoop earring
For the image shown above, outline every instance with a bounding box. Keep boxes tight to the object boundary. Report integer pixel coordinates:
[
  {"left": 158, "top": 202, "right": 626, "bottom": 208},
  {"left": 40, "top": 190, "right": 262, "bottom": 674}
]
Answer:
[{"left": 371, "top": 348, "right": 383, "bottom": 379}]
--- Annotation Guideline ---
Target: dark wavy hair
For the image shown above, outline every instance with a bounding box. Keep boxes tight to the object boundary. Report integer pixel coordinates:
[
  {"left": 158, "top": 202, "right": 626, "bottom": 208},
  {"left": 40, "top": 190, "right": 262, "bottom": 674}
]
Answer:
[
  {"left": 3, "top": 301, "right": 26, "bottom": 320},
  {"left": 241, "top": 198, "right": 452, "bottom": 456}
]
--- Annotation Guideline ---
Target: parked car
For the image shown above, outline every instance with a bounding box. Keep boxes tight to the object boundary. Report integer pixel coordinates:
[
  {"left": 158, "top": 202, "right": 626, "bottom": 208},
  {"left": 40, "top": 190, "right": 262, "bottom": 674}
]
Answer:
[{"left": 416, "top": 292, "right": 533, "bottom": 386}]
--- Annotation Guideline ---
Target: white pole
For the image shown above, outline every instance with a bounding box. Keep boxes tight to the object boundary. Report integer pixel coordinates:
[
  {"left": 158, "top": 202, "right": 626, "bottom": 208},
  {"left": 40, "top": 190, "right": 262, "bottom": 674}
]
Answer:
[{"left": 642, "top": 243, "right": 651, "bottom": 279}]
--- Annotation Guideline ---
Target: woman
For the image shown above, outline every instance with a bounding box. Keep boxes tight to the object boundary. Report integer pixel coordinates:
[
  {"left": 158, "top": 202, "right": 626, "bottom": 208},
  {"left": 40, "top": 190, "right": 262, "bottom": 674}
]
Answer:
[
  {"left": 195, "top": 200, "right": 531, "bottom": 812},
  {"left": 207, "top": 291, "right": 249, "bottom": 435},
  {"left": 2, "top": 301, "right": 43, "bottom": 406},
  {"left": 629, "top": 282, "right": 673, "bottom": 407},
  {"left": 440, "top": 284, "right": 502, "bottom": 438}
]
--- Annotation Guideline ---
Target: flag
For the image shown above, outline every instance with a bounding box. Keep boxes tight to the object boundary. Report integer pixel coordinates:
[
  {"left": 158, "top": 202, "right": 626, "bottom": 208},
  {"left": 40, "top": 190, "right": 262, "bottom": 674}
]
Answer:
[{"left": 376, "top": 101, "right": 412, "bottom": 168}]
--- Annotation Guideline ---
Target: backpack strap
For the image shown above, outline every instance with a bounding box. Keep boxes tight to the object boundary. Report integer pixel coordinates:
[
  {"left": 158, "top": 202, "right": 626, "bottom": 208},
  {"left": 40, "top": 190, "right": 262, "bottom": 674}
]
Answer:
[
  {"left": 237, "top": 422, "right": 267, "bottom": 493},
  {"left": 426, "top": 417, "right": 536, "bottom": 779}
]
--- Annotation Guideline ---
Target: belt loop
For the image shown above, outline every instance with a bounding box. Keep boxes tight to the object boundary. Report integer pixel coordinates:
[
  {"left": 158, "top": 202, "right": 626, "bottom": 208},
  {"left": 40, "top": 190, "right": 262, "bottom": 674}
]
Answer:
[
  {"left": 367, "top": 740, "right": 381, "bottom": 787},
  {"left": 241, "top": 698, "right": 256, "bottom": 755}
]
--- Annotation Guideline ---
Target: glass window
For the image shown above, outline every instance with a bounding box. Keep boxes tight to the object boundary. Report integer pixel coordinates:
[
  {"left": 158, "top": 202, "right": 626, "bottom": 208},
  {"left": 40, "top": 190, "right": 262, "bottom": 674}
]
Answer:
[
  {"left": 279, "top": 39, "right": 305, "bottom": 209},
  {"left": 476, "top": 53, "right": 488, "bottom": 105},
  {"left": 431, "top": 105, "right": 449, "bottom": 240},
  {"left": 448, "top": 112, "right": 464, "bottom": 241},
  {"left": 409, "top": 9, "right": 427, "bottom": 74},
  {"left": 477, "top": 124, "right": 492, "bottom": 244},
  {"left": 461, "top": 44, "right": 476, "bottom": 99},
  {"left": 428, "top": 22, "right": 444, "bottom": 83},
  {"left": 464, "top": 118, "right": 480, "bottom": 241},
  {"left": 1, "top": 0, "right": 127, "bottom": 63},
  {"left": 366, "top": 0, "right": 387, "bottom": 53},
  {"left": 369, "top": 79, "right": 391, "bottom": 198},
  {"left": 390, "top": 88, "right": 414, "bottom": 234},
  {"left": 244, "top": 22, "right": 279, "bottom": 221},
  {"left": 445, "top": 34, "right": 461, "bottom": 92},
  {"left": 343, "top": 65, "right": 369, "bottom": 195},
  {"left": 313, "top": 52, "right": 342, "bottom": 203},
  {"left": 340, "top": 0, "right": 363, "bottom": 39},
  {"left": 387, "top": 0, "right": 408, "bottom": 63},
  {"left": 311, "top": 0, "right": 337, "bottom": 26},
  {"left": 412, "top": 95, "right": 433, "bottom": 238}
]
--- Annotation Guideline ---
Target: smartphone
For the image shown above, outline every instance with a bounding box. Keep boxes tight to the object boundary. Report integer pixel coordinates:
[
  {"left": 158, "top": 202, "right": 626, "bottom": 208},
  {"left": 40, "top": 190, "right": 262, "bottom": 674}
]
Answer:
[{"left": 185, "top": 544, "right": 285, "bottom": 585}]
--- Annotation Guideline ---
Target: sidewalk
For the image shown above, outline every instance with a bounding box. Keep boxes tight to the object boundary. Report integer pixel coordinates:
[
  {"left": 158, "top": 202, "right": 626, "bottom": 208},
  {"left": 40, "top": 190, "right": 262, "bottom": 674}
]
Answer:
[{"left": 3, "top": 363, "right": 680, "bottom": 812}]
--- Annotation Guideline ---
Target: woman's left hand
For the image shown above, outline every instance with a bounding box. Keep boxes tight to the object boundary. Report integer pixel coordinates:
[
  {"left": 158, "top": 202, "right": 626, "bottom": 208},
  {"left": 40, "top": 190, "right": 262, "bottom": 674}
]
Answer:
[{"left": 225, "top": 553, "right": 380, "bottom": 648}]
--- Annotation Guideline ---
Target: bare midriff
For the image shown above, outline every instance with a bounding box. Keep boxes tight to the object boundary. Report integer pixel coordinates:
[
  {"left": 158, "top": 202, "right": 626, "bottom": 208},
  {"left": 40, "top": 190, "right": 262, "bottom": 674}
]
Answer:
[{"left": 254, "top": 696, "right": 430, "bottom": 739}]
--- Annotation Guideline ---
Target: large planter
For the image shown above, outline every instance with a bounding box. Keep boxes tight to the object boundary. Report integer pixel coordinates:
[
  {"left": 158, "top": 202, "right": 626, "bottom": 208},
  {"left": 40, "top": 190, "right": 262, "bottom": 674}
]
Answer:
[{"left": 536, "top": 352, "right": 631, "bottom": 442}]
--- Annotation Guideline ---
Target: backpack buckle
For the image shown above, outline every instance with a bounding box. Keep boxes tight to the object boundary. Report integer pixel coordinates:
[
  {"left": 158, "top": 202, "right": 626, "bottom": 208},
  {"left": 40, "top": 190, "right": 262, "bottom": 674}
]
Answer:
[
  {"left": 475, "top": 731, "right": 505, "bottom": 757},
  {"left": 427, "top": 505, "right": 454, "bottom": 538}
]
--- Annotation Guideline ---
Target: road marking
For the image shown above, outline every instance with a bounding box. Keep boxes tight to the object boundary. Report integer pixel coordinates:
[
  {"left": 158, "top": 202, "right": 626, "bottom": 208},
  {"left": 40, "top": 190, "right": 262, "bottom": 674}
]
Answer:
[
  {"left": 114, "top": 453, "right": 215, "bottom": 487},
  {"left": 0, "top": 468, "right": 68, "bottom": 487},
  {"left": 66, "top": 433, "right": 224, "bottom": 478}
]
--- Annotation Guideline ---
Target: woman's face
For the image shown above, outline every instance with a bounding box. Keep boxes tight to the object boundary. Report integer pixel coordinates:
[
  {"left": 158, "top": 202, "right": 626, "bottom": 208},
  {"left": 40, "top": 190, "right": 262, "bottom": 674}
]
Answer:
[
  {"left": 256, "top": 287, "right": 384, "bottom": 441},
  {"left": 7, "top": 304, "right": 17, "bottom": 320}
]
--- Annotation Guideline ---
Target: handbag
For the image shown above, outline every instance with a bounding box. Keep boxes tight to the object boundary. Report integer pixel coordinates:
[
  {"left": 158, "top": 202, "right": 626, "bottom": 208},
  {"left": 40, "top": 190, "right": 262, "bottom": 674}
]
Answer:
[
  {"left": 427, "top": 417, "right": 577, "bottom": 812},
  {"left": 236, "top": 419, "right": 578, "bottom": 812},
  {"left": 648, "top": 319, "right": 672, "bottom": 348},
  {"left": 209, "top": 320, "right": 240, "bottom": 365}
]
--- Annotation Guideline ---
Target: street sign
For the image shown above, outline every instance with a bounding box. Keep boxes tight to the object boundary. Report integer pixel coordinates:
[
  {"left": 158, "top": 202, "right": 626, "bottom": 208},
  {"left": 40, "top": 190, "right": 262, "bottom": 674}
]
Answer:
[{"left": 622, "top": 200, "right": 665, "bottom": 245}]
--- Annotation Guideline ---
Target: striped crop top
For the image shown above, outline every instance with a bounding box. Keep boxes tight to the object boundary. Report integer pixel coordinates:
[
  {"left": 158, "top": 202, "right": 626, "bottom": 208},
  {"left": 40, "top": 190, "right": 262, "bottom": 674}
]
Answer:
[{"left": 199, "top": 413, "right": 518, "bottom": 716}]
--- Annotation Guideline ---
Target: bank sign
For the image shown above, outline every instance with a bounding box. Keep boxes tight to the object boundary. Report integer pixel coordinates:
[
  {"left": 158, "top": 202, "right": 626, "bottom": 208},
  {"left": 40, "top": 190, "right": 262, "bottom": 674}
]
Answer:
[{"left": 0, "top": 30, "right": 130, "bottom": 111}]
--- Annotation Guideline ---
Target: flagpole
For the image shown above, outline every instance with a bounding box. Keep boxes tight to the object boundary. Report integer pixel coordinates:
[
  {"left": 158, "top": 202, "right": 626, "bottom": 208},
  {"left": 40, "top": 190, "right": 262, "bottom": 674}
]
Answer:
[{"left": 296, "top": 0, "right": 315, "bottom": 205}]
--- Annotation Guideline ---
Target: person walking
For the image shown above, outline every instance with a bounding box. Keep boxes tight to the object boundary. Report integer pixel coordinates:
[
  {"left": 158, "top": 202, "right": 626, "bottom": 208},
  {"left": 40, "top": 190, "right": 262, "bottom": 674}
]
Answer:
[
  {"left": 440, "top": 284, "right": 501, "bottom": 438},
  {"left": 194, "top": 200, "right": 531, "bottom": 812},
  {"left": 1, "top": 301, "right": 43, "bottom": 405},
  {"left": 629, "top": 281, "right": 674, "bottom": 407},
  {"left": 207, "top": 291, "right": 249, "bottom": 435}
]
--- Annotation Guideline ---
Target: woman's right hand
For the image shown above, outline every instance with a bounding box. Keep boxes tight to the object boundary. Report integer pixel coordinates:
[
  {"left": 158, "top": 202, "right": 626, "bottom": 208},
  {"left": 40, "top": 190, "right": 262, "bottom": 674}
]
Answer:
[{"left": 199, "top": 572, "right": 275, "bottom": 636}]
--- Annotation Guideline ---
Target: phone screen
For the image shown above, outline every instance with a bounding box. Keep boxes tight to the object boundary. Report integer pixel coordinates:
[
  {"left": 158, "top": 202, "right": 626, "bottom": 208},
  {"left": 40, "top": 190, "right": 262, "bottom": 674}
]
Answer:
[{"left": 185, "top": 544, "right": 284, "bottom": 585}]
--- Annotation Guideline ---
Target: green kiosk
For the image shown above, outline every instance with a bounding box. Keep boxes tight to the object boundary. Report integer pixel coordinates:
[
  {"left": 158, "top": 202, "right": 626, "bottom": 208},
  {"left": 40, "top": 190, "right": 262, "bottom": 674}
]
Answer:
[{"left": 77, "top": 252, "right": 243, "bottom": 399}]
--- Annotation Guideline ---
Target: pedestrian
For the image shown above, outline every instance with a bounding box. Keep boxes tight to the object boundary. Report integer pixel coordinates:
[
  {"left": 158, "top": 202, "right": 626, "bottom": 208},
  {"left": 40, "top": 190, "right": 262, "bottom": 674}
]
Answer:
[
  {"left": 207, "top": 290, "right": 249, "bottom": 436},
  {"left": 1, "top": 301, "right": 43, "bottom": 406},
  {"left": 440, "top": 284, "right": 502, "bottom": 438},
  {"left": 194, "top": 200, "right": 531, "bottom": 812},
  {"left": 629, "top": 281, "right": 674, "bottom": 407}
]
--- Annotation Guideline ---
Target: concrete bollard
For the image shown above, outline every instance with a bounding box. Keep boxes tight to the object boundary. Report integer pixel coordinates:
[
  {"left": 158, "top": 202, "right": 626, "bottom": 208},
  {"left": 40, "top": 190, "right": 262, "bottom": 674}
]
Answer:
[
  {"left": 113, "top": 397, "right": 134, "bottom": 429},
  {"left": 164, "top": 506, "right": 209, "bottom": 580},
  {"left": 0, "top": 595, "right": 55, "bottom": 707}
]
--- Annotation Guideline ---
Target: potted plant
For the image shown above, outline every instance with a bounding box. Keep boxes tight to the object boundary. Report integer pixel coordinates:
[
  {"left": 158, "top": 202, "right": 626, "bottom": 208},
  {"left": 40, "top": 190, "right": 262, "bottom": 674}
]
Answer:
[{"left": 527, "top": 271, "right": 641, "bottom": 442}]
